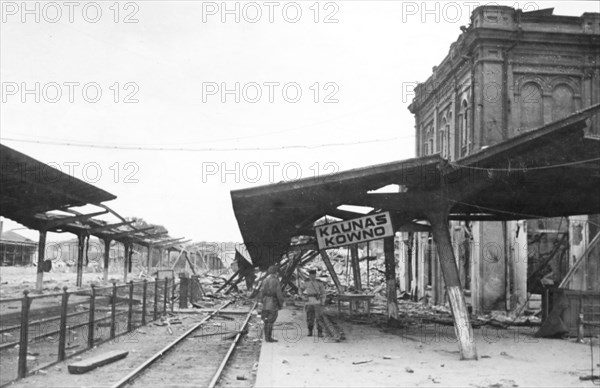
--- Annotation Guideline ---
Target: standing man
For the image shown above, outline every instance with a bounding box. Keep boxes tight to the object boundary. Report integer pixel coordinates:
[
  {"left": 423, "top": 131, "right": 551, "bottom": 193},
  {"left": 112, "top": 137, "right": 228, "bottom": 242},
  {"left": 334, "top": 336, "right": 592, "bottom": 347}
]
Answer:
[
  {"left": 302, "top": 268, "right": 326, "bottom": 337},
  {"left": 259, "top": 265, "right": 285, "bottom": 343}
]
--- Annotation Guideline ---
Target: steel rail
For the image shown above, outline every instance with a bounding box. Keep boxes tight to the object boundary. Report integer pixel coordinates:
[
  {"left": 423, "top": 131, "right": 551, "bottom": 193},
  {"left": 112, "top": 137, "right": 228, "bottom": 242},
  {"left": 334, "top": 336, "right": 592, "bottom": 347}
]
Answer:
[
  {"left": 110, "top": 300, "right": 234, "bottom": 388},
  {"left": 207, "top": 301, "right": 258, "bottom": 388}
]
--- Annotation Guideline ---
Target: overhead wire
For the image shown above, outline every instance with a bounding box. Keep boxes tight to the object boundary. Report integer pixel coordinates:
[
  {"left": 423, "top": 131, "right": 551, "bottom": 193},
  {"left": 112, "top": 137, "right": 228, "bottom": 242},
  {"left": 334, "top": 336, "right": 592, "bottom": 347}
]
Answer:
[{"left": 0, "top": 136, "right": 401, "bottom": 151}]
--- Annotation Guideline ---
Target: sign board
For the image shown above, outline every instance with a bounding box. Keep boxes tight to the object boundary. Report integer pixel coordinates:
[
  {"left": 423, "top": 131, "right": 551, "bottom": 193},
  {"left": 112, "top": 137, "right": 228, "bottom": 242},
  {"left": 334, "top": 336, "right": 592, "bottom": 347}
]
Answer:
[{"left": 315, "top": 212, "right": 394, "bottom": 250}]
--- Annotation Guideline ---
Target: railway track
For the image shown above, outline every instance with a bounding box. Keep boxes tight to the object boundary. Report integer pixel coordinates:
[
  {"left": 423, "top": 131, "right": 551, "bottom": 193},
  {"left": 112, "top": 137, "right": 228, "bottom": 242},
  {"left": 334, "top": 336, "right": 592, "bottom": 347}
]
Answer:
[{"left": 111, "top": 300, "right": 260, "bottom": 388}]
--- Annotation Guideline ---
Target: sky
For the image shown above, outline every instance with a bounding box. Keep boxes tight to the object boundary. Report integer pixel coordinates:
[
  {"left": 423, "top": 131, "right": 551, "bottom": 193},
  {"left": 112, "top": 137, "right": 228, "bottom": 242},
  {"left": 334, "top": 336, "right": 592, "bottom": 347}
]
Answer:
[{"left": 1, "top": 0, "right": 598, "bottom": 242}]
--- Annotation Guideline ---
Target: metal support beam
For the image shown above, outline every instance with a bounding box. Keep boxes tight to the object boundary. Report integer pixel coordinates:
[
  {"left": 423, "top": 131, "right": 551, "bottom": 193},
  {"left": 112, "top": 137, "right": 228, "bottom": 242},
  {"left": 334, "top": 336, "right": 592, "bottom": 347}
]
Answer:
[
  {"left": 35, "top": 230, "right": 47, "bottom": 291},
  {"left": 319, "top": 250, "right": 342, "bottom": 293}
]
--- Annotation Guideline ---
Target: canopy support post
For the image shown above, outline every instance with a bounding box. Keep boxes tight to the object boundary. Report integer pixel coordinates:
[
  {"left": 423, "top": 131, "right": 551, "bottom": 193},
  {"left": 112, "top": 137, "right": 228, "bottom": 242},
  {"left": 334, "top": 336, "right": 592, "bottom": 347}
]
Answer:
[{"left": 427, "top": 208, "right": 478, "bottom": 360}]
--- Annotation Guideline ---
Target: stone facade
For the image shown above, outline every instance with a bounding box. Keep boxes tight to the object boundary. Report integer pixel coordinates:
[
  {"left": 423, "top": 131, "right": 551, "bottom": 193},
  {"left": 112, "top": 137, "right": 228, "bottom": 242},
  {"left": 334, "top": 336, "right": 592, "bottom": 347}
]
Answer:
[{"left": 404, "top": 6, "right": 600, "bottom": 313}]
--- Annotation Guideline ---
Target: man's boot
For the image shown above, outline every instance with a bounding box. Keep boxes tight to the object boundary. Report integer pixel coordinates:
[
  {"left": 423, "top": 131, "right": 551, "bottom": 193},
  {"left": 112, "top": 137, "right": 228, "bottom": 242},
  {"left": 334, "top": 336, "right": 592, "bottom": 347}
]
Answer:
[
  {"left": 267, "top": 324, "right": 277, "bottom": 342},
  {"left": 317, "top": 329, "right": 324, "bottom": 338},
  {"left": 264, "top": 325, "right": 270, "bottom": 342},
  {"left": 307, "top": 327, "right": 313, "bottom": 337}
]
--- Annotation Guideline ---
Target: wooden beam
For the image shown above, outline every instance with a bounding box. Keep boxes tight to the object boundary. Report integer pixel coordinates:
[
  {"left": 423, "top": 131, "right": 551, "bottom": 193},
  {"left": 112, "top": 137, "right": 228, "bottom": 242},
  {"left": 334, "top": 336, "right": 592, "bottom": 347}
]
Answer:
[
  {"left": 327, "top": 208, "right": 368, "bottom": 220},
  {"left": 152, "top": 237, "right": 185, "bottom": 247},
  {"left": 280, "top": 251, "right": 302, "bottom": 293},
  {"left": 136, "top": 232, "right": 169, "bottom": 240},
  {"left": 76, "top": 233, "right": 85, "bottom": 287},
  {"left": 89, "top": 221, "right": 134, "bottom": 233},
  {"left": 384, "top": 236, "right": 398, "bottom": 320},
  {"left": 184, "top": 251, "right": 198, "bottom": 276},
  {"left": 319, "top": 250, "right": 342, "bottom": 292},
  {"left": 123, "top": 244, "right": 130, "bottom": 282},
  {"left": 350, "top": 245, "right": 362, "bottom": 291},
  {"left": 427, "top": 209, "right": 477, "bottom": 360},
  {"left": 395, "top": 221, "right": 431, "bottom": 233},
  {"left": 287, "top": 242, "right": 319, "bottom": 252},
  {"left": 155, "top": 238, "right": 189, "bottom": 248},
  {"left": 106, "top": 227, "right": 155, "bottom": 240},
  {"left": 128, "top": 244, "right": 133, "bottom": 273},
  {"left": 43, "top": 210, "right": 108, "bottom": 229},
  {"left": 169, "top": 249, "right": 186, "bottom": 270},
  {"left": 103, "top": 238, "right": 111, "bottom": 282},
  {"left": 147, "top": 245, "right": 152, "bottom": 273},
  {"left": 35, "top": 230, "right": 47, "bottom": 291},
  {"left": 215, "top": 269, "right": 241, "bottom": 294}
]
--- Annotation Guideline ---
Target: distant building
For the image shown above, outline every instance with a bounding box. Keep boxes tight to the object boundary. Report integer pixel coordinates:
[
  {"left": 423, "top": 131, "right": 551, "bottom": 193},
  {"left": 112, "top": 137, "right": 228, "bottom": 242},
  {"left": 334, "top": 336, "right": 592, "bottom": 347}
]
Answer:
[
  {"left": 406, "top": 6, "right": 600, "bottom": 312},
  {"left": 0, "top": 230, "right": 37, "bottom": 266}
]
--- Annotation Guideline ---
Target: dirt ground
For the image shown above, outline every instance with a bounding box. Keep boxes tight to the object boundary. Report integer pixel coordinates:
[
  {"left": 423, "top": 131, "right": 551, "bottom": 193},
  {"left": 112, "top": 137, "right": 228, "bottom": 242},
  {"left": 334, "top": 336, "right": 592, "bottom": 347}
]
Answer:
[{"left": 256, "top": 305, "right": 600, "bottom": 388}]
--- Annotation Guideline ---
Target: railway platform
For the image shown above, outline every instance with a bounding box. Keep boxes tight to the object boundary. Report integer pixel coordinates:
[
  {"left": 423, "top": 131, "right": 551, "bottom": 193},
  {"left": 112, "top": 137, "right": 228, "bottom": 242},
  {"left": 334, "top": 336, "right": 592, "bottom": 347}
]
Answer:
[{"left": 255, "top": 304, "right": 597, "bottom": 388}]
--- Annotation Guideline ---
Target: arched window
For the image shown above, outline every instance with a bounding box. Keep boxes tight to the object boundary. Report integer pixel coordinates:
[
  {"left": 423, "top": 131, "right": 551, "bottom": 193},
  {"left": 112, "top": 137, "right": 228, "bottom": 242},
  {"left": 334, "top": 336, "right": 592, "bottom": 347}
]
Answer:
[
  {"left": 460, "top": 100, "right": 469, "bottom": 147},
  {"left": 519, "top": 82, "right": 543, "bottom": 130},
  {"left": 423, "top": 124, "right": 434, "bottom": 156},
  {"left": 438, "top": 117, "right": 449, "bottom": 158},
  {"left": 552, "top": 84, "right": 575, "bottom": 121}
]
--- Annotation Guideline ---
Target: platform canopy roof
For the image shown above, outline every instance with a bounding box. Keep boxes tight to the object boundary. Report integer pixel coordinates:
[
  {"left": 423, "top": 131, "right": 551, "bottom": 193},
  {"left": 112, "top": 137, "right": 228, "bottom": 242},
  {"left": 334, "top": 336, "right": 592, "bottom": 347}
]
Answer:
[
  {"left": 0, "top": 144, "right": 181, "bottom": 247},
  {"left": 1, "top": 143, "right": 117, "bottom": 228},
  {"left": 231, "top": 104, "right": 600, "bottom": 269}
]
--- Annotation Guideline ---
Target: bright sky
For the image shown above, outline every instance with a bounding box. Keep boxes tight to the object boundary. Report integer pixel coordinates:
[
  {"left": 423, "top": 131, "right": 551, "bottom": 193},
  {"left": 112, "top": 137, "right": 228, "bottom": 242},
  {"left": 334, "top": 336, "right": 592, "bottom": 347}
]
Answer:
[{"left": 1, "top": 0, "right": 597, "bottom": 242}]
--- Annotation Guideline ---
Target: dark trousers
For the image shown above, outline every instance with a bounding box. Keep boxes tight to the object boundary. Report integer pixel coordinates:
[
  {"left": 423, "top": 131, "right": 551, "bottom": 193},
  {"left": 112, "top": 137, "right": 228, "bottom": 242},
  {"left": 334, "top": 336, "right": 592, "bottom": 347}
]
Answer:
[
  {"left": 261, "top": 309, "right": 278, "bottom": 324},
  {"left": 305, "top": 304, "right": 323, "bottom": 331},
  {"left": 261, "top": 310, "right": 278, "bottom": 340}
]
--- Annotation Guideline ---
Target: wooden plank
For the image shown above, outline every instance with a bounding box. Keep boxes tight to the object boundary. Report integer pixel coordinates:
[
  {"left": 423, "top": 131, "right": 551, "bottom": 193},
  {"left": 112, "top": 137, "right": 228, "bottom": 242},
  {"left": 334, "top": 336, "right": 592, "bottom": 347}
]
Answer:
[
  {"left": 319, "top": 250, "right": 343, "bottom": 292},
  {"left": 68, "top": 350, "right": 128, "bottom": 374}
]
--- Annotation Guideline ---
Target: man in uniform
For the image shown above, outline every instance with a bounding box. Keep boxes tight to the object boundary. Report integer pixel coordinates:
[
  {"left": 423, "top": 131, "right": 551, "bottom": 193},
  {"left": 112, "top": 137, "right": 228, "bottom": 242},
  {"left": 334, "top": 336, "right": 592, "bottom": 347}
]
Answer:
[
  {"left": 302, "top": 268, "right": 326, "bottom": 337},
  {"left": 259, "top": 265, "right": 285, "bottom": 342}
]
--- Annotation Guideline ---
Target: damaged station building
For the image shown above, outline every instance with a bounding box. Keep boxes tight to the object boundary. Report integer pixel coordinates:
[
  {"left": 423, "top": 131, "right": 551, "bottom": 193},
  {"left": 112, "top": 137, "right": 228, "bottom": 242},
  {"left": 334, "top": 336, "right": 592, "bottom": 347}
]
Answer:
[
  {"left": 231, "top": 5, "right": 600, "bottom": 360},
  {"left": 405, "top": 6, "right": 600, "bottom": 314}
]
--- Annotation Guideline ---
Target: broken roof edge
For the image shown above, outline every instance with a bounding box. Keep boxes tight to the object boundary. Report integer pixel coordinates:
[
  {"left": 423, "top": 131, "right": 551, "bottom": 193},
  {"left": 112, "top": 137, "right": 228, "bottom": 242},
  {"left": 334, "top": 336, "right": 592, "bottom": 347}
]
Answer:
[
  {"left": 230, "top": 154, "right": 443, "bottom": 199},
  {"left": 0, "top": 143, "right": 117, "bottom": 204},
  {"left": 455, "top": 103, "right": 600, "bottom": 167},
  {"left": 231, "top": 104, "right": 599, "bottom": 202}
]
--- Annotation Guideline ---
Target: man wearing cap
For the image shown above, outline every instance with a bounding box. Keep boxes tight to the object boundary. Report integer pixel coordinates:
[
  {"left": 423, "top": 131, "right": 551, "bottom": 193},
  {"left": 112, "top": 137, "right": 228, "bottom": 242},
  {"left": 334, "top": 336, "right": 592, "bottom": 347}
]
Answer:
[
  {"left": 302, "top": 268, "right": 326, "bottom": 337},
  {"left": 259, "top": 265, "right": 285, "bottom": 342}
]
